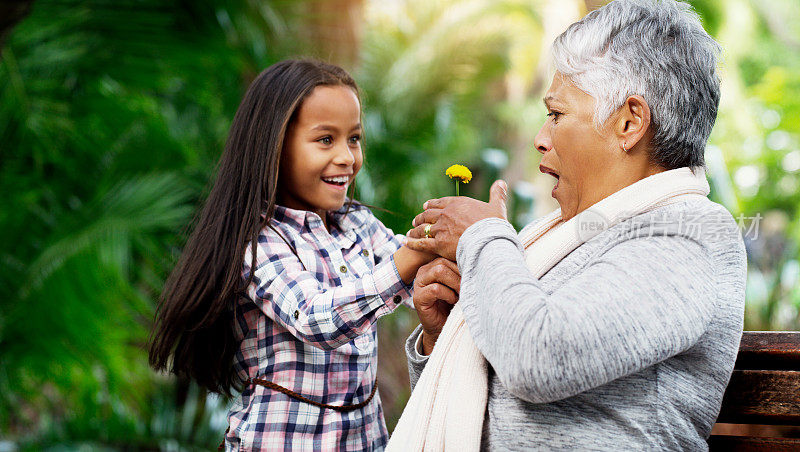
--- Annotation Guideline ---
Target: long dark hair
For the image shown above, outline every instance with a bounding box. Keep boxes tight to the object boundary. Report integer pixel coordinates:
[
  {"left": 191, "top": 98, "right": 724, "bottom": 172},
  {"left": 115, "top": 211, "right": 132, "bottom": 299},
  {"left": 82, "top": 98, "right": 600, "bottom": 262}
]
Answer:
[{"left": 149, "top": 59, "right": 360, "bottom": 395}]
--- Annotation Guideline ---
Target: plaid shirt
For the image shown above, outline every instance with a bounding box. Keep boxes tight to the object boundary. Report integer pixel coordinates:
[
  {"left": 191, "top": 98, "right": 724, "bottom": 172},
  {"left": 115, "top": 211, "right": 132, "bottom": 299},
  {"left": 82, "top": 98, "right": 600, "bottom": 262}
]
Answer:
[{"left": 225, "top": 203, "right": 412, "bottom": 451}]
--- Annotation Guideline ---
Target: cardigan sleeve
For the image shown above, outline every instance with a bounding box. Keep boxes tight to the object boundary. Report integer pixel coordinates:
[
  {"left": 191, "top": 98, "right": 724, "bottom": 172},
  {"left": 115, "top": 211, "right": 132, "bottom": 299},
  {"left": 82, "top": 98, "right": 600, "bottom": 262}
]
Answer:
[
  {"left": 456, "top": 217, "right": 718, "bottom": 404},
  {"left": 405, "top": 324, "right": 429, "bottom": 391}
]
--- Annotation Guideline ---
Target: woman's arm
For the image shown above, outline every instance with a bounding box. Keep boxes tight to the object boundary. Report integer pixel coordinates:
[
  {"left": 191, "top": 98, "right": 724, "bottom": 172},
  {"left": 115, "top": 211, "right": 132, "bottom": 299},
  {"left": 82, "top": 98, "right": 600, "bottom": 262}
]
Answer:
[
  {"left": 404, "top": 258, "right": 462, "bottom": 389},
  {"left": 412, "top": 258, "right": 461, "bottom": 354},
  {"left": 406, "top": 325, "right": 429, "bottom": 391},
  {"left": 456, "top": 218, "right": 720, "bottom": 404}
]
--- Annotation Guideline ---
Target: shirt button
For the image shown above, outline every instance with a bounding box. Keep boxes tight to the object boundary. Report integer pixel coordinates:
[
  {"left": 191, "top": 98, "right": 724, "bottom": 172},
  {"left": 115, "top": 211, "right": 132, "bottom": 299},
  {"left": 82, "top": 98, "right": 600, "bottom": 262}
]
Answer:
[
  {"left": 293, "top": 310, "right": 299, "bottom": 319},
  {"left": 393, "top": 295, "right": 401, "bottom": 304},
  {"left": 339, "top": 265, "right": 348, "bottom": 274},
  {"left": 361, "top": 250, "right": 370, "bottom": 257}
]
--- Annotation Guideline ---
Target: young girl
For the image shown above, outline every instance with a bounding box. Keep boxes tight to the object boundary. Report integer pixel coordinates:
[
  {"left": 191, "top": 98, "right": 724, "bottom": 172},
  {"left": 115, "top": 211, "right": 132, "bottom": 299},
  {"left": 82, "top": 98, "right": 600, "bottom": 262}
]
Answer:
[{"left": 149, "top": 59, "right": 432, "bottom": 450}]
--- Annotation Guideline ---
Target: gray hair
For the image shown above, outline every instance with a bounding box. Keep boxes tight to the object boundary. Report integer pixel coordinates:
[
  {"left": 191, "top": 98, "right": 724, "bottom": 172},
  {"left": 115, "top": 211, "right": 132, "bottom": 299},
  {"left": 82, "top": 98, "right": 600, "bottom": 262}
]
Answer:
[{"left": 551, "top": 0, "right": 721, "bottom": 169}]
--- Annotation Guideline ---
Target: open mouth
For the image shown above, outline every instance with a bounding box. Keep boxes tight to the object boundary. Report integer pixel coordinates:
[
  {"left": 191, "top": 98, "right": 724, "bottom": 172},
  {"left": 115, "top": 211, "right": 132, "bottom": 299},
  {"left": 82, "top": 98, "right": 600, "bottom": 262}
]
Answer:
[
  {"left": 322, "top": 175, "right": 350, "bottom": 187},
  {"left": 539, "top": 164, "right": 560, "bottom": 181},
  {"left": 539, "top": 164, "right": 560, "bottom": 195}
]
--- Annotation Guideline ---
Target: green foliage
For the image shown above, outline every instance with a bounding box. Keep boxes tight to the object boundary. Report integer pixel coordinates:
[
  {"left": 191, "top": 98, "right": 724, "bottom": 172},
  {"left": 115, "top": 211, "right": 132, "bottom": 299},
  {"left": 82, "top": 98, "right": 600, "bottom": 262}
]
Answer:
[
  {"left": 357, "top": 0, "right": 513, "bottom": 233},
  {"left": 701, "top": 0, "right": 800, "bottom": 330},
  {"left": 2, "top": 0, "right": 800, "bottom": 447},
  {"left": 0, "top": 0, "right": 290, "bottom": 445},
  {"left": 686, "top": 0, "right": 724, "bottom": 36}
]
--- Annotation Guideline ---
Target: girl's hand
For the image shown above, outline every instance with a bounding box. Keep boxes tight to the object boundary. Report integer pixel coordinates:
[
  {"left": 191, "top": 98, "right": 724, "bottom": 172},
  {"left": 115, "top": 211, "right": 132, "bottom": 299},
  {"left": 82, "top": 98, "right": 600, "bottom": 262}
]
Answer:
[
  {"left": 413, "top": 257, "right": 461, "bottom": 355},
  {"left": 393, "top": 246, "right": 436, "bottom": 285},
  {"left": 407, "top": 180, "right": 508, "bottom": 261}
]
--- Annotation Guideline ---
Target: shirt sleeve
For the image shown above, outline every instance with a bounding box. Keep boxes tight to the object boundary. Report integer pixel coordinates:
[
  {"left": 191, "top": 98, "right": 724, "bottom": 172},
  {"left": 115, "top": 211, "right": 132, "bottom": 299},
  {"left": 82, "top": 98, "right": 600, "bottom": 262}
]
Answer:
[
  {"left": 243, "top": 228, "right": 412, "bottom": 351},
  {"left": 363, "top": 208, "right": 415, "bottom": 307},
  {"left": 456, "top": 217, "right": 718, "bottom": 404},
  {"left": 366, "top": 209, "right": 405, "bottom": 264}
]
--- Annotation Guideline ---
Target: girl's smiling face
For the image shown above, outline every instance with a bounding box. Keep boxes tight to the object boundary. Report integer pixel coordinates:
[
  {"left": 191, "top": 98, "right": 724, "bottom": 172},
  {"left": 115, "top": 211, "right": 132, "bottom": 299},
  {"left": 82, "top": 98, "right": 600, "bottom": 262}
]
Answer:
[{"left": 279, "top": 85, "right": 363, "bottom": 224}]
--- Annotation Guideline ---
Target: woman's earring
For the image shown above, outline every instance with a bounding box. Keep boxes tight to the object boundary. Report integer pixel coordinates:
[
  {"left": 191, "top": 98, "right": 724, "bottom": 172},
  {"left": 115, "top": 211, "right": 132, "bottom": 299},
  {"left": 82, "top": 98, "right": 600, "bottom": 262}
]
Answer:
[{"left": 622, "top": 143, "right": 628, "bottom": 152}]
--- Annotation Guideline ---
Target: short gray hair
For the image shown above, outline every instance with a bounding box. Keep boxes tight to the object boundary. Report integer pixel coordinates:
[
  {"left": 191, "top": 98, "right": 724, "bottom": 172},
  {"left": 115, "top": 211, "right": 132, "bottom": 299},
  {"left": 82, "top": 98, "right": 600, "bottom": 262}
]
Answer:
[{"left": 551, "top": 0, "right": 721, "bottom": 169}]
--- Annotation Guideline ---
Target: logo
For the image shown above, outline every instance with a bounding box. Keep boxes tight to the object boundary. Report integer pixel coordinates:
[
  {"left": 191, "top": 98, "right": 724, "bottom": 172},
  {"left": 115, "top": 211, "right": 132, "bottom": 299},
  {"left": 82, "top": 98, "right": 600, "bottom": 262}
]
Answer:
[{"left": 574, "top": 208, "right": 610, "bottom": 242}]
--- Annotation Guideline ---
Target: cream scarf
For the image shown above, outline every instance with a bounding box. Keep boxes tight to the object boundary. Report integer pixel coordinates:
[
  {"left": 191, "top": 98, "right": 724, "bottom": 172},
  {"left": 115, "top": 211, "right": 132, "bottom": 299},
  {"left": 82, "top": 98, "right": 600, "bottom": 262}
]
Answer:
[{"left": 387, "top": 167, "right": 710, "bottom": 451}]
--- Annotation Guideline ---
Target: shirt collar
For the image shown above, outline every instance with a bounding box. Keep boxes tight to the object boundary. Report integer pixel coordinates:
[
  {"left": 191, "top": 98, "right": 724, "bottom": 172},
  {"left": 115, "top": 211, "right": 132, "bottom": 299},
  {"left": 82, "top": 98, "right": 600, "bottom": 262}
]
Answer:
[
  {"left": 330, "top": 201, "right": 368, "bottom": 233},
  {"left": 270, "top": 200, "right": 368, "bottom": 235}
]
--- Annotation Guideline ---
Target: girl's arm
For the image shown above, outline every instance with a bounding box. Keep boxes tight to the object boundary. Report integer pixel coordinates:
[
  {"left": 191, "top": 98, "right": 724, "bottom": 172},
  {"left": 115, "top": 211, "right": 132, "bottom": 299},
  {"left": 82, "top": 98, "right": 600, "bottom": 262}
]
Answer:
[
  {"left": 365, "top": 209, "right": 436, "bottom": 303},
  {"left": 393, "top": 245, "right": 435, "bottom": 284},
  {"left": 245, "top": 231, "right": 413, "bottom": 351}
]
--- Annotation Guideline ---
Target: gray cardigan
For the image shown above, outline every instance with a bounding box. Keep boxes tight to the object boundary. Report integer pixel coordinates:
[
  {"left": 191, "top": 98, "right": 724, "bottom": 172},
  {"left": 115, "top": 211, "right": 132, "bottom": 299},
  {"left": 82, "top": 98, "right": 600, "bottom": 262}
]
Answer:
[{"left": 405, "top": 197, "right": 746, "bottom": 450}]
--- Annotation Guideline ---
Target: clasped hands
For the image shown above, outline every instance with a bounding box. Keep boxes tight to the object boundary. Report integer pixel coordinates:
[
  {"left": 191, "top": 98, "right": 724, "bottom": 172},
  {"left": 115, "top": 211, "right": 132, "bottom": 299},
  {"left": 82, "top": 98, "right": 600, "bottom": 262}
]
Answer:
[{"left": 406, "top": 180, "right": 508, "bottom": 355}]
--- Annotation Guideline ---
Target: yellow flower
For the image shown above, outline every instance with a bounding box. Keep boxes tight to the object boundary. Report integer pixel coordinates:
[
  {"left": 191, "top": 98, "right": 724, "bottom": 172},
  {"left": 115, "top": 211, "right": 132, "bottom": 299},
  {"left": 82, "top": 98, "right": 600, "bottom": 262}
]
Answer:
[{"left": 445, "top": 164, "right": 472, "bottom": 183}]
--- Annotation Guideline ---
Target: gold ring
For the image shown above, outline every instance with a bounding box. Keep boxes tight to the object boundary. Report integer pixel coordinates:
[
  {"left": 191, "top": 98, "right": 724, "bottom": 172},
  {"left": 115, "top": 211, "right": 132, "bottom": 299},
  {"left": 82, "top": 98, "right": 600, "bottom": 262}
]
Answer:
[{"left": 424, "top": 224, "right": 432, "bottom": 238}]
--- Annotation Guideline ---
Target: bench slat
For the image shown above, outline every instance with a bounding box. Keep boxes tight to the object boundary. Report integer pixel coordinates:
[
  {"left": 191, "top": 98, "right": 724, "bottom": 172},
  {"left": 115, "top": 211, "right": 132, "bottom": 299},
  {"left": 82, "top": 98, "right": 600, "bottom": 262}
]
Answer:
[
  {"left": 717, "top": 370, "right": 800, "bottom": 425},
  {"left": 735, "top": 332, "right": 800, "bottom": 370},
  {"left": 708, "top": 435, "right": 800, "bottom": 451}
]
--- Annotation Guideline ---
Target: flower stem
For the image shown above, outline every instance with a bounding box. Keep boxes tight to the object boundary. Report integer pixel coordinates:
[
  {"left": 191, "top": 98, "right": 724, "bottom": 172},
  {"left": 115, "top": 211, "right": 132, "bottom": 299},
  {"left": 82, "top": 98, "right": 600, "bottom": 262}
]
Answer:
[{"left": 455, "top": 180, "right": 460, "bottom": 196}]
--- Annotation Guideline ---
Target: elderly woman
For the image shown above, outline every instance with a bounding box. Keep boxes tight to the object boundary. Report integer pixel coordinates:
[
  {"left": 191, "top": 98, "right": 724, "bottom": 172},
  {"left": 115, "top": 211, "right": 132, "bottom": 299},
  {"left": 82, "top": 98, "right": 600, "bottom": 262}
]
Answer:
[{"left": 388, "top": 0, "right": 746, "bottom": 450}]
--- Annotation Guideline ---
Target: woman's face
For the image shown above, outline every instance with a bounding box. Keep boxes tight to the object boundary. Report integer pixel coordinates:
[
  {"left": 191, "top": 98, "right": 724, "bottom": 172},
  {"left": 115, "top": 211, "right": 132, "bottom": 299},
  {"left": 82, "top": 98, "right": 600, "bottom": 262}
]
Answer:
[
  {"left": 534, "top": 73, "right": 628, "bottom": 221},
  {"left": 279, "top": 85, "right": 363, "bottom": 221}
]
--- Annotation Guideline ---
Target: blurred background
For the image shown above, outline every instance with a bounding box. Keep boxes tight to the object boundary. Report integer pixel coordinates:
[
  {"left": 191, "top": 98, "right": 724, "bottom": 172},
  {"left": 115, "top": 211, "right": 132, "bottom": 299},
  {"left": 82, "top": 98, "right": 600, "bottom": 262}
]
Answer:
[{"left": 1, "top": 0, "right": 799, "bottom": 448}]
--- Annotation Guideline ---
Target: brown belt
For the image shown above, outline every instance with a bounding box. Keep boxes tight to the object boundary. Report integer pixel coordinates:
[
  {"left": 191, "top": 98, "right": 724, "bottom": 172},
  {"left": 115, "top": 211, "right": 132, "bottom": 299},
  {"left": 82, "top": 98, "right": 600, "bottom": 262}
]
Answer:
[
  {"left": 247, "top": 377, "right": 378, "bottom": 412},
  {"left": 219, "top": 378, "right": 379, "bottom": 449}
]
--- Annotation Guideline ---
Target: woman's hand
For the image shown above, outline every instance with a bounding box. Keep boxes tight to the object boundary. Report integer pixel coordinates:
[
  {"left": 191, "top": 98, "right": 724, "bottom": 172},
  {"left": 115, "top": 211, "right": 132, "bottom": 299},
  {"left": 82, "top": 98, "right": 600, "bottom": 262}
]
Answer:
[
  {"left": 407, "top": 180, "right": 508, "bottom": 261},
  {"left": 413, "top": 258, "right": 461, "bottom": 355}
]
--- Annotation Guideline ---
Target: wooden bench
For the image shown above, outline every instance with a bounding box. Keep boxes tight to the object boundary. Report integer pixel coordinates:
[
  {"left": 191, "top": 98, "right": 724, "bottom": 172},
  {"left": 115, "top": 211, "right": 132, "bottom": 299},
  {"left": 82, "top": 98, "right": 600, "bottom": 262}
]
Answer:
[{"left": 708, "top": 331, "right": 800, "bottom": 450}]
